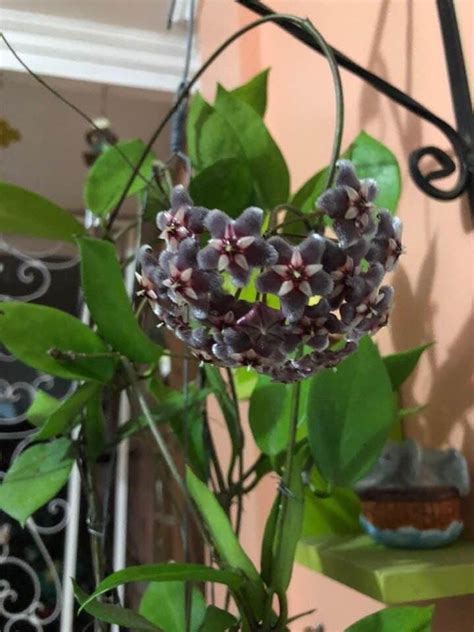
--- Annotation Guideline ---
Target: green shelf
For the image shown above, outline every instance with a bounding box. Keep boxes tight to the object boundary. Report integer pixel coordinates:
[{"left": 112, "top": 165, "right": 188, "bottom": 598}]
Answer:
[{"left": 296, "top": 535, "right": 474, "bottom": 604}]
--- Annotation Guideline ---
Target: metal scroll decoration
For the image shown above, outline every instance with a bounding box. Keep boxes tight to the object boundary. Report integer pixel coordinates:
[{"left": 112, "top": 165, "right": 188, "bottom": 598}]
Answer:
[{"left": 0, "top": 235, "right": 79, "bottom": 631}]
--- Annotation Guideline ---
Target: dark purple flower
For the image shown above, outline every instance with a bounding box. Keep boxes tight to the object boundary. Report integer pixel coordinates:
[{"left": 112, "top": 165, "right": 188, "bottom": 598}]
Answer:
[
  {"left": 156, "top": 185, "right": 207, "bottom": 250},
  {"left": 366, "top": 211, "right": 404, "bottom": 271},
  {"left": 159, "top": 238, "right": 217, "bottom": 311},
  {"left": 197, "top": 293, "right": 251, "bottom": 332},
  {"left": 198, "top": 207, "right": 277, "bottom": 287},
  {"left": 256, "top": 234, "right": 333, "bottom": 322},
  {"left": 317, "top": 160, "right": 378, "bottom": 246},
  {"left": 235, "top": 303, "right": 298, "bottom": 358},
  {"left": 341, "top": 285, "right": 394, "bottom": 339},
  {"left": 322, "top": 238, "right": 369, "bottom": 307},
  {"left": 296, "top": 299, "right": 342, "bottom": 351}
]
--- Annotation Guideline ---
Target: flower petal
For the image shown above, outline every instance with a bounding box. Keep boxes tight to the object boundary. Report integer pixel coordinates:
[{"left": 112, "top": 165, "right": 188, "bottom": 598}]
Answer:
[
  {"left": 280, "top": 290, "right": 307, "bottom": 322},
  {"left": 335, "top": 160, "right": 360, "bottom": 190},
  {"left": 245, "top": 240, "right": 278, "bottom": 267},
  {"left": 197, "top": 245, "right": 220, "bottom": 270},
  {"left": 205, "top": 209, "right": 231, "bottom": 238},
  {"left": 299, "top": 233, "right": 325, "bottom": 263},
  {"left": 267, "top": 236, "right": 293, "bottom": 263},
  {"left": 308, "top": 270, "right": 334, "bottom": 296},
  {"left": 234, "top": 207, "right": 264, "bottom": 236},
  {"left": 171, "top": 184, "right": 192, "bottom": 209},
  {"left": 316, "top": 187, "right": 349, "bottom": 217},
  {"left": 256, "top": 270, "right": 283, "bottom": 294}
]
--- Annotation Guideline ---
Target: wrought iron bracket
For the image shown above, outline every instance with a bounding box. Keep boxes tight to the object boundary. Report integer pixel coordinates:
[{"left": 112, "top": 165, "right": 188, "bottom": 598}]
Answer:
[{"left": 236, "top": 0, "right": 474, "bottom": 220}]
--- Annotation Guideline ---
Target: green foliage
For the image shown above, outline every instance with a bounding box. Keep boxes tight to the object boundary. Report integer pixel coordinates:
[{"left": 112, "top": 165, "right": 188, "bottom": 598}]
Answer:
[
  {"left": 217, "top": 68, "right": 270, "bottom": 117},
  {"left": 307, "top": 337, "right": 396, "bottom": 486},
  {"left": 345, "top": 605, "right": 434, "bottom": 632},
  {"left": 187, "top": 77, "right": 289, "bottom": 210},
  {"left": 74, "top": 582, "right": 159, "bottom": 631},
  {"left": 383, "top": 342, "right": 433, "bottom": 391},
  {"left": 233, "top": 367, "right": 258, "bottom": 400},
  {"left": 186, "top": 468, "right": 261, "bottom": 586},
  {"left": 292, "top": 166, "right": 329, "bottom": 213},
  {"left": 0, "top": 438, "right": 74, "bottom": 525},
  {"left": 248, "top": 377, "right": 291, "bottom": 455},
  {"left": 0, "top": 302, "right": 116, "bottom": 382},
  {"left": 189, "top": 158, "right": 254, "bottom": 218},
  {"left": 139, "top": 582, "right": 206, "bottom": 632},
  {"left": 213, "top": 89, "right": 289, "bottom": 208},
  {"left": 26, "top": 390, "right": 61, "bottom": 427},
  {"left": 302, "top": 484, "right": 362, "bottom": 540},
  {"left": 199, "top": 606, "right": 237, "bottom": 632},
  {"left": 82, "top": 564, "right": 243, "bottom": 610},
  {"left": 186, "top": 468, "right": 266, "bottom": 618},
  {"left": 77, "top": 237, "right": 162, "bottom": 363},
  {"left": 84, "top": 389, "right": 107, "bottom": 462},
  {"left": 270, "top": 444, "right": 307, "bottom": 593},
  {"left": 84, "top": 139, "right": 155, "bottom": 217},
  {"left": 261, "top": 496, "right": 280, "bottom": 586},
  {"left": 0, "top": 182, "right": 85, "bottom": 242},
  {"left": 34, "top": 382, "right": 100, "bottom": 441},
  {"left": 347, "top": 131, "right": 401, "bottom": 214}
]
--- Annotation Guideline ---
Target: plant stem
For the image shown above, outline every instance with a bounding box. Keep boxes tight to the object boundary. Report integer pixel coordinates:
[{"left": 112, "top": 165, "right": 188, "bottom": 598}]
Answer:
[{"left": 263, "top": 379, "right": 301, "bottom": 631}]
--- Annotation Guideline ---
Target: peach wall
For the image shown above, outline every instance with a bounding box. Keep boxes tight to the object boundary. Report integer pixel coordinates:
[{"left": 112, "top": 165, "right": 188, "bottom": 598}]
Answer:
[{"left": 199, "top": 1, "right": 474, "bottom": 630}]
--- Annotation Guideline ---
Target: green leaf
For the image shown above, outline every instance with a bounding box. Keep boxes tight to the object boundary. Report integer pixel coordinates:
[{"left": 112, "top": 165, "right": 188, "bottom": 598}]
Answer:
[
  {"left": 84, "top": 389, "right": 106, "bottom": 461},
  {"left": 190, "top": 158, "right": 254, "bottom": 218},
  {"left": 187, "top": 93, "right": 214, "bottom": 170},
  {"left": 26, "top": 391, "right": 61, "bottom": 427},
  {"left": 84, "top": 139, "right": 155, "bottom": 217},
  {"left": 347, "top": 131, "right": 401, "bottom": 214},
  {"left": 345, "top": 605, "right": 434, "bottom": 632},
  {"left": 292, "top": 166, "right": 329, "bottom": 213},
  {"left": 82, "top": 564, "right": 243, "bottom": 610},
  {"left": 74, "top": 582, "right": 159, "bottom": 631},
  {"left": 233, "top": 367, "right": 258, "bottom": 400},
  {"left": 302, "top": 484, "right": 361, "bottom": 540},
  {"left": 186, "top": 468, "right": 260, "bottom": 583},
  {"left": 248, "top": 378, "right": 291, "bottom": 455},
  {"left": 0, "top": 438, "right": 73, "bottom": 525},
  {"left": 0, "top": 302, "right": 116, "bottom": 382},
  {"left": 77, "top": 237, "right": 162, "bottom": 363},
  {"left": 383, "top": 343, "right": 433, "bottom": 391},
  {"left": 271, "top": 444, "right": 307, "bottom": 592},
  {"left": 307, "top": 337, "right": 396, "bottom": 486},
  {"left": 139, "top": 582, "right": 206, "bottom": 632},
  {"left": 260, "top": 496, "right": 279, "bottom": 586},
  {"left": 213, "top": 89, "right": 290, "bottom": 208},
  {"left": 398, "top": 404, "right": 426, "bottom": 419},
  {"left": 217, "top": 69, "right": 270, "bottom": 117},
  {"left": 199, "top": 606, "right": 237, "bottom": 632},
  {"left": 0, "top": 181, "right": 85, "bottom": 242},
  {"left": 186, "top": 468, "right": 266, "bottom": 616},
  {"left": 34, "top": 382, "right": 101, "bottom": 441}
]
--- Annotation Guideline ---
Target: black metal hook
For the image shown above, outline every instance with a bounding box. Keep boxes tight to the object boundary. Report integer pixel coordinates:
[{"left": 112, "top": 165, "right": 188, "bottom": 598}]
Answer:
[{"left": 236, "top": 0, "right": 473, "bottom": 219}]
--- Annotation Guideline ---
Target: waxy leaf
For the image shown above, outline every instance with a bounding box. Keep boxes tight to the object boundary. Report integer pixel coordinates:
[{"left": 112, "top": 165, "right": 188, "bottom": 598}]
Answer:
[
  {"left": 74, "top": 583, "right": 159, "bottom": 631},
  {"left": 139, "top": 582, "right": 206, "bottom": 632},
  {"left": 199, "top": 606, "right": 237, "bottom": 632},
  {"left": 383, "top": 343, "right": 433, "bottom": 391},
  {"left": 186, "top": 468, "right": 266, "bottom": 617},
  {"left": 34, "top": 382, "right": 100, "bottom": 441},
  {"left": 26, "top": 390, "right": 61, "bottom": 427},
  {"left": 0, "top": 438, "right": 73, "bottom": 525},
  {"left": 187, "top": 92, "right": 214, "bottom": 170},
  {"left": 217, "top": 68, "right": 270, "bottom": 117},
  {"left": 0, "top": 181, "right": 85, "bottom": 242},
  {"left": 84, "top": 389, "right": 106, "bottom": 462},
  {"left": 78, "top": 237, "right": 162, "bottom": 363},
  {"left": 82, "top": 564, "right": 243, "bottom": 610},
  {"left": 345, "top": 605, "right": 434, "bottom": 632},
  {"left": 84, "top": 139, "right": 155, "bottom": 217},
  {"left": 190, "top": 158, "right": 254, "bottom": 218},
  {"left": 292, "top": 166, "right": 329, "bottom": 213},
  {"left": 0, "top": 302, "right": 116, "bottom": 382},
  {"left": 270, "top": 444, "right": 307, "bottom": 592},
  {"left": 249, "top": 378, "right": 291, "bottom": 455},
  {"left": 213, "top": 89, "right": 290, "bottom": 208},
  {"left": 307, "top": 337, "right": 396, "bottom": 486},
  {"left": 347, "top": 131, "right": 401, "bottom": 214}
]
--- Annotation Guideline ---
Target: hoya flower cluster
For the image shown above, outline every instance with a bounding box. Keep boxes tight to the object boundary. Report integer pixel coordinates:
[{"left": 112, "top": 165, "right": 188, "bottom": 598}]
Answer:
[{"left": 138, "top": 160, "right": 403, "bottom": 382}]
